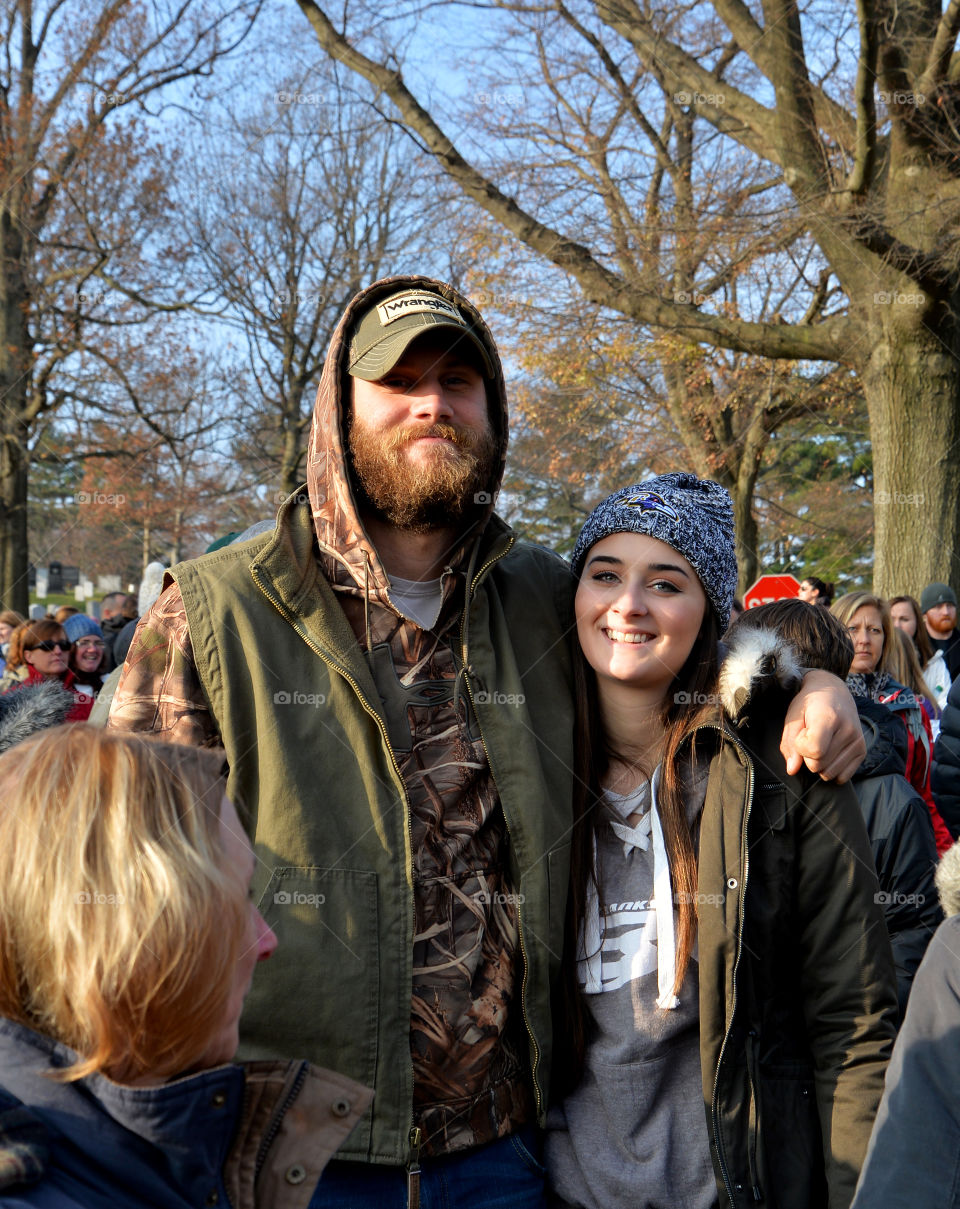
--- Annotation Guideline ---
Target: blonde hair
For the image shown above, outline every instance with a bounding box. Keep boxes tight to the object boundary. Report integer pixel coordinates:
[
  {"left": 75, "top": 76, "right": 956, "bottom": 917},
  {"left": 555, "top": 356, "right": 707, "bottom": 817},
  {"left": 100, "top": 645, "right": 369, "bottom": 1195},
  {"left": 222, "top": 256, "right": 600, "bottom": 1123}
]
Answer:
[
  {"left": 0, "top": 610, "right": 25, "bottom": 631},
  {"left": 831, "top": 592, "right": 895, "bottom": 676},
  {"left": 0, "top": 725, "right": 246, "bottom": 1082}
]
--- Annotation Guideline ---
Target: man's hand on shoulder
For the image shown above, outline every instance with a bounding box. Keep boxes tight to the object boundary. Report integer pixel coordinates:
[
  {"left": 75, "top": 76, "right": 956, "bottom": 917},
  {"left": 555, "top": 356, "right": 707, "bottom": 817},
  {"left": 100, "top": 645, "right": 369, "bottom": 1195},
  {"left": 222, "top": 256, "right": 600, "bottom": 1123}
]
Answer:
[{"left": 780, "top": 669, "right": 865, "bottom": 784}]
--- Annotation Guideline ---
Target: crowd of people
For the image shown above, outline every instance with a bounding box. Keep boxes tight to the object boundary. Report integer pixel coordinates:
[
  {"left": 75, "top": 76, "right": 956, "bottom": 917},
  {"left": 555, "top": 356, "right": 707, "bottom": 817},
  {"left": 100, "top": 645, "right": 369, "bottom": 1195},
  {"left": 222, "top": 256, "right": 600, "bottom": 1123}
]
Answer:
[{"left": 0, "top": 278, "right": 955, "bottom": 1208}]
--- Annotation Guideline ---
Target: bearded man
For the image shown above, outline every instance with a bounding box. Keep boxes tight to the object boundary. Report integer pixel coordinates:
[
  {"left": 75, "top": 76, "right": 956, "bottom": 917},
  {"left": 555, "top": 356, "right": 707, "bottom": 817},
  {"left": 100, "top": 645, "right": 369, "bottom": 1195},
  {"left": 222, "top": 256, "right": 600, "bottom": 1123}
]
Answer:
[
  {"left": 107, "top": 278, "right": 865, "bottom": 1208},
  {"left": 922, "top": 582, "right": 960, "bottom": 680}
]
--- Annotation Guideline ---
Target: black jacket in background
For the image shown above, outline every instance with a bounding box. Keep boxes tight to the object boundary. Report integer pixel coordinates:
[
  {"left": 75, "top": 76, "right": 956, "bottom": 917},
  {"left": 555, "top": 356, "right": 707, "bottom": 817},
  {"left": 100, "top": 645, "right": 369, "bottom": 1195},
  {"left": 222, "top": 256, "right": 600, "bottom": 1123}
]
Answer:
[
  {"left": 853, "top": 697, "right": 943, "bottom": 1015},
  {"left": 933, "top": 673, "right": 960, "bottom": 836},
  {"left": 100, "top": 613, "right": 132, "bottom": 672}
]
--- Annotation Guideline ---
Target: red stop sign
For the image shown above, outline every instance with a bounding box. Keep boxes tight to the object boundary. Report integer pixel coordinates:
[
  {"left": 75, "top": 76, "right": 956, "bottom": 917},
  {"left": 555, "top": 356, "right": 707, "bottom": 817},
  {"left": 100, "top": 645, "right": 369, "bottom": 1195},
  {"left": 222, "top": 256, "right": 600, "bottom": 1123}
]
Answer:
[{"left": 743, "top": 574, "right": 801, "bottom": 609}]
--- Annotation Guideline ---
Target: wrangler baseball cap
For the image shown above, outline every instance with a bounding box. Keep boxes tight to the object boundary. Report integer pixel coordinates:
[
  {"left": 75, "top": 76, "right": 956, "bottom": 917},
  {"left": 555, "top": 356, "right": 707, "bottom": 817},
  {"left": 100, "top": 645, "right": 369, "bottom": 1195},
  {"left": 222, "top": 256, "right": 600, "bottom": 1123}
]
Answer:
[{"left": 347, "top": 287, "right": 494, "bottom": 380}]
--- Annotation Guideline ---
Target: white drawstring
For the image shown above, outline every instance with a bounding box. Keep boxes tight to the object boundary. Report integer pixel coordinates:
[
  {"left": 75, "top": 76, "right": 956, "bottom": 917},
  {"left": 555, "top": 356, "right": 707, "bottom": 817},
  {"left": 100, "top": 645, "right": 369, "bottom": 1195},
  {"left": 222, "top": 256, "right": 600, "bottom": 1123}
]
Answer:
[
  {"left": 578, "top": 764, "right": 679, "bottom": 1009},
  {"left": 650, "top": 766, "right": 679, "bottom": 1009}
]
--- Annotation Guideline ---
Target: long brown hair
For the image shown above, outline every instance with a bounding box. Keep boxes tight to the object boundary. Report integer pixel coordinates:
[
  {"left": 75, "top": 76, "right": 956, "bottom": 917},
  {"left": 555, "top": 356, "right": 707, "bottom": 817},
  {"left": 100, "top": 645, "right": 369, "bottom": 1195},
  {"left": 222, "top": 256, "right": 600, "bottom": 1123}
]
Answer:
[
  {"left": 557, "top": 609, "right": 721, "bottom": 1093},
  {"left": 889, "top": 595, "right": 933, "bottom": 665}
]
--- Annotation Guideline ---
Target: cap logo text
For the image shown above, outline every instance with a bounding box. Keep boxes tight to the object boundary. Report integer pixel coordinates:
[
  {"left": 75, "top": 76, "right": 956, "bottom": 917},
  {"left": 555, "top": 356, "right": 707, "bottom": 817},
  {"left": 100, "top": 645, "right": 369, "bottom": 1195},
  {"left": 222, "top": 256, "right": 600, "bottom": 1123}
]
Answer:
[{"left": 376, "top": 291, "right": 465, "bottom": 327}]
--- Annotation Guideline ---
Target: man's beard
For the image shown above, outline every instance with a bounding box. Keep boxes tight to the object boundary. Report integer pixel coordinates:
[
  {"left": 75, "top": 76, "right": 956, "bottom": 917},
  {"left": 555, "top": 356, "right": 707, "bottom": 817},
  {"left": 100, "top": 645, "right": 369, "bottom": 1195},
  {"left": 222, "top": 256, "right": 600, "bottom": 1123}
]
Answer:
[
  {"left": 348, "top": 417, "right": 498, "bottom": 533},
  {"left": 928, "top": 611, "right": 957, "bottom": 636}
]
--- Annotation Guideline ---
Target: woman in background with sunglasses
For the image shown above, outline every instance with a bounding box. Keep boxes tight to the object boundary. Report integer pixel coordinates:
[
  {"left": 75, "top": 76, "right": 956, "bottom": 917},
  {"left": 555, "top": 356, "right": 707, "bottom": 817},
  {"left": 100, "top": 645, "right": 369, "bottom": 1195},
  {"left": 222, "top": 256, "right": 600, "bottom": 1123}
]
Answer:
[{"left": 0, "top": 618, "right": 93, "bottom": 719}]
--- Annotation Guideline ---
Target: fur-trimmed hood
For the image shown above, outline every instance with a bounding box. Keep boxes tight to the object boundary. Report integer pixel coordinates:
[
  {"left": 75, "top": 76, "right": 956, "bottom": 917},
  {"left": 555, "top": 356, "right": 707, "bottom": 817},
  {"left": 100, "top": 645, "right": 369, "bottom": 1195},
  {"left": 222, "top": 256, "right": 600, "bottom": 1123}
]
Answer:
[
  {"left": 718, "top": 627, "right": 805, "bottom": 724},
  {"left": 0, "top": 680, "right": 76, "bottom": 753},
  {"left": 935, "top": 841, "right": 960, "bottom": 916}
]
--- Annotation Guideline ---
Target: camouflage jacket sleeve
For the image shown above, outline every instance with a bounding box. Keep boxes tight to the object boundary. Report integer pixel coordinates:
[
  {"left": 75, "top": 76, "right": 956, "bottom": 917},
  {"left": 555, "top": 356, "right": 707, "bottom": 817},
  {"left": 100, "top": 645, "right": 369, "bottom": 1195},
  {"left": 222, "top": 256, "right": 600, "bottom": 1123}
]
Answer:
[{"left": 106, "top": 581, "right": 222, "bottom": 747}]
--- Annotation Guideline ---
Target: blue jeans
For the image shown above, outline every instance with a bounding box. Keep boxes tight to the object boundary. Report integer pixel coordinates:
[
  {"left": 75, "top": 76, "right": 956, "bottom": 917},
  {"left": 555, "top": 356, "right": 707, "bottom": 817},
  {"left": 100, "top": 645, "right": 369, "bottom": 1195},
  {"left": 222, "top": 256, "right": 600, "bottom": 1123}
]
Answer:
[{"left": 307, "top": 1127, "right": 547, "bottom": 1209}]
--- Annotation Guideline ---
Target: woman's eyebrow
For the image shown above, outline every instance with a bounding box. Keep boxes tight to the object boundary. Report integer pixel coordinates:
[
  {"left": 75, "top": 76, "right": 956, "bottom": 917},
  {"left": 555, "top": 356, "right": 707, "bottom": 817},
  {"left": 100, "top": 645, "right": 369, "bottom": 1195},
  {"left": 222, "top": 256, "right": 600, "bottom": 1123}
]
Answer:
[
  {"left": 584, "top": 554, "right": 690, "bottom": 578},
  {"left": 648, "top": 562, "right": 690, "bottom": 577}
]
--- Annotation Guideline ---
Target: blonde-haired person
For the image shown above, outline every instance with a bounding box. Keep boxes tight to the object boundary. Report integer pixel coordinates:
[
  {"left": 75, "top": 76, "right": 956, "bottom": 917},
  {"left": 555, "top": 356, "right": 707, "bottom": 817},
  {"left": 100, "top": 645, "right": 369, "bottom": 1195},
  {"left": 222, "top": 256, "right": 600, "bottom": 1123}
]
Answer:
[
  {"left": 833, "top": 592, "right": 951, "bottom": 854},
  {"left": 0, "top": 725, "right": 370, "bottom": 1208}
]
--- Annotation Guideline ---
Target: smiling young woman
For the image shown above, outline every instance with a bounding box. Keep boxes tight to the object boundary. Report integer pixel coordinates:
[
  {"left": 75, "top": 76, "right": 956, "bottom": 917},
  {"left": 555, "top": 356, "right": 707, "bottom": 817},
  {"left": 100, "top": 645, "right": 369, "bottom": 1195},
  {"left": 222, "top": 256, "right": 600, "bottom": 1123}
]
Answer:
[{"left": 546, "top": 474, "right": 898, "bottom": 1209}]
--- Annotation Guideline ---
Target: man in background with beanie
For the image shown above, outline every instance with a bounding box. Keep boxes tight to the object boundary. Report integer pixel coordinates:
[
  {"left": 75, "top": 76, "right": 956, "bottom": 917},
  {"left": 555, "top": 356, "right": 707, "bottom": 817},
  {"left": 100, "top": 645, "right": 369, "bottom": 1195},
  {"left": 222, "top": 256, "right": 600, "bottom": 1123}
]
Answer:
[
  {"left": 107, "top": 277, "right": 864, "bottom": 1207},
  {"left": 922, "top": 582, "right": 960, "bottom": 681}
]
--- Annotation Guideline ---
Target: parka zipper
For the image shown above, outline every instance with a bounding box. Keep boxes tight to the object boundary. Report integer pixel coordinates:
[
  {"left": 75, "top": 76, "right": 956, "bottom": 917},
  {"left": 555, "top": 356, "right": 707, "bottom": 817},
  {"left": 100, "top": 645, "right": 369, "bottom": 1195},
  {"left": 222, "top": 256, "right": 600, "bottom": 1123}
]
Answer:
[
  {"left": 699, "top": 721, "right": 755, "bottom": 1206},
  {"left": 253, "top": 1062, "right": 309, "bottom": 1180},
  {"left": 744, "top": 1029, "right": 764, "bottom": 1201},
  {"left": 457, "top": 537, "right": 549, "bottom": 1116}
]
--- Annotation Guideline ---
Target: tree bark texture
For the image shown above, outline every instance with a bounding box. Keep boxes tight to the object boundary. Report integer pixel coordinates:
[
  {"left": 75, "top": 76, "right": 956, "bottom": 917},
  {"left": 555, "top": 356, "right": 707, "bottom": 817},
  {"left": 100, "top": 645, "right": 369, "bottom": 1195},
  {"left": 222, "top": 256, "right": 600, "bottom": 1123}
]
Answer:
[{"left": 862, "top": 324, "right": 960, "bottom": 596}]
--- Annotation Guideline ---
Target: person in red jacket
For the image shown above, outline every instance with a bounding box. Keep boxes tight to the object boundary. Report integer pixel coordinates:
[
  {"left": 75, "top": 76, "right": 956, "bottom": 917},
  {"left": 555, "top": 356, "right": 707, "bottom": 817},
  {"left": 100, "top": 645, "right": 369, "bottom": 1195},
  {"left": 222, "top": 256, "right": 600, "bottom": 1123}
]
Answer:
[
  {"left": 0, "top": 619, "right": 93, "bottom": 721},
  {"left": 833, "top": 592, "right": 951, "bottom": 854}
]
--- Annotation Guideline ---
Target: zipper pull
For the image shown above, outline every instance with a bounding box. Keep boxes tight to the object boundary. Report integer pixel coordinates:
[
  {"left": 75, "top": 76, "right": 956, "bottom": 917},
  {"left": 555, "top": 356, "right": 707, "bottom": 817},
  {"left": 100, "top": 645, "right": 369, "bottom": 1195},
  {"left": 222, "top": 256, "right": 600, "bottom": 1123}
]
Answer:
[{"left": 407, "top": 1125, "right": 422, "bottom": 1209}]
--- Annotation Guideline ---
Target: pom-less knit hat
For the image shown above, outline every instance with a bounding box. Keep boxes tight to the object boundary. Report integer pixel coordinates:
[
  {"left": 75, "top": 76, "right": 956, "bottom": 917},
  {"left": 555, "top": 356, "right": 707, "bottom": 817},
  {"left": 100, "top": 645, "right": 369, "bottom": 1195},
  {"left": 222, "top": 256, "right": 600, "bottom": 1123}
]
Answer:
[
  {"left": 62, "top": 614, "right": 102, "bottom": 643},
  {"left": 921, "top": 582, "right": 957, "bottom": 613},
  {"left": 571, "top": 472, "right": 738, "bottom": 630}
]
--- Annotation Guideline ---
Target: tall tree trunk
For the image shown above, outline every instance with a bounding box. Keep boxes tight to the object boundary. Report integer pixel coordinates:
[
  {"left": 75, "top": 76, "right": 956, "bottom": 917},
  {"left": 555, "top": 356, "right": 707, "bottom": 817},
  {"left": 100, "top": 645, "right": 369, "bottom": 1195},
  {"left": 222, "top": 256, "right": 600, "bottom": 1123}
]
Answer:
[
  {"left": 280, "top": 419, "right": 303, "bottom": 498},
  {"left": 0, "top": 428, "right": 29, "bottom": 614},
  {"left": 861, "top": 325, "right": 960, "bottom": 597},
  {"left": 731, "top": 476, "right": 760, "bottom": 597},
  {"left": 0, "top": 214, "right": 32, "bottom": 615},
  {"left": 169, "top": 506, "right": 184, "bottom": 566}
]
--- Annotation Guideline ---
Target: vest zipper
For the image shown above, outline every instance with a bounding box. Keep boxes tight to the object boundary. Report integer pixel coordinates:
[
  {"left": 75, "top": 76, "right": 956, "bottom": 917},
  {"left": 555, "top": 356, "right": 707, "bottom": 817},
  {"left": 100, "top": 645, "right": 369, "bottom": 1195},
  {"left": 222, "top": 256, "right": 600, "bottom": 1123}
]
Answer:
[
  {"left": 457, "top": 537, "right": 547, "bottom": 1117},
  {"left": 701, "top": 722, "right": 755, "bottom": 1207},
  {"left": 251, "top": 569, "right": 419, "bottom": 1154}
]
